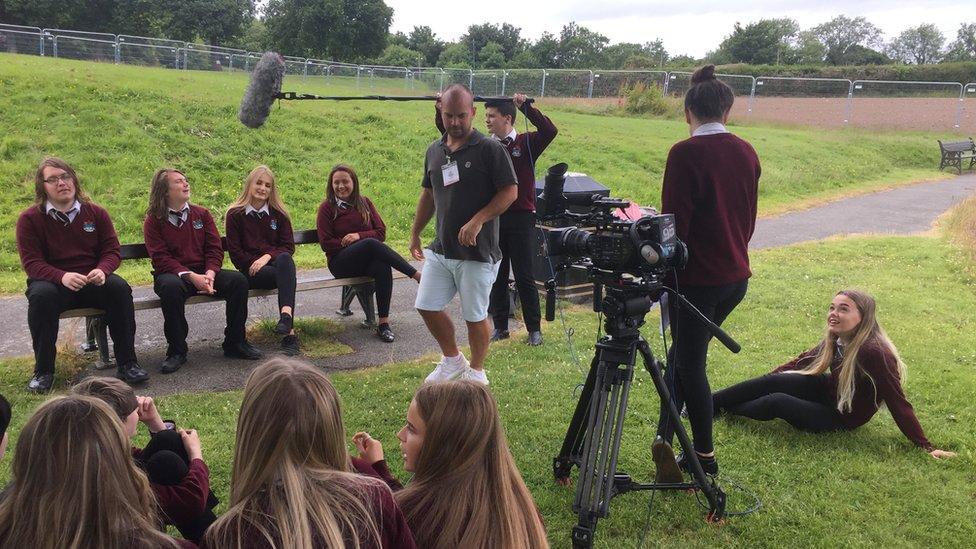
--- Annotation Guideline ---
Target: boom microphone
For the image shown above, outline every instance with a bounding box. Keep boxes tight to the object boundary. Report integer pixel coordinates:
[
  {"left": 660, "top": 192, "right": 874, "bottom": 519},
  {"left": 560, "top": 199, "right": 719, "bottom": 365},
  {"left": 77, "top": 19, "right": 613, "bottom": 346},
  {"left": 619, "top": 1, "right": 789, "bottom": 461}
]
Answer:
[{"left": 238, "top": 52, "right": 285, "bottom": 128}]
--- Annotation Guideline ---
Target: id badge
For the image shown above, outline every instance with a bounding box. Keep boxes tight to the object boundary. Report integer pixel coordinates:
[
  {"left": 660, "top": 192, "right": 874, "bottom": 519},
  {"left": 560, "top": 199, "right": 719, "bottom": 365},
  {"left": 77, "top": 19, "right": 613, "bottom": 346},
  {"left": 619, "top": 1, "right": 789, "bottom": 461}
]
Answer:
[{"left": 441, "top": 161, "right": 460, "bottom": 187}]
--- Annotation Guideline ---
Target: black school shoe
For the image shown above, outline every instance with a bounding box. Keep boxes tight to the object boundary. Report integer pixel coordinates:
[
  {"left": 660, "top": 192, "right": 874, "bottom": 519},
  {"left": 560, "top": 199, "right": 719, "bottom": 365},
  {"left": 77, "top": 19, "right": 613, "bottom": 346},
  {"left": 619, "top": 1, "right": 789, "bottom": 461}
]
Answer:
[
  {"left": 490, "top": 328, "right": 510, "bottom": 342},
  {"left": 160, "top": 354, "right": 187, "bottom": 374},
  {"left": 27, "top": 373, "right": 54, "bottom": 393},
  {"left": 527, "top": 330, "right": 543, "bottom": 346},
  {"left": 652, "top": 437, "right": 684, "bottom": 484},
  {"left": 281, "top": 335, "right": 300, "bottom": 356},
  {"left": 118, "top": 362, "right": 150, "bottom": 384},
  {"left": 676, "top": 451, "right": 719, "bottom": 476},
  {"left": 376, "top": 323, "right": 395, "bottom": 343},
  {"left": 223, "top": 341, "right": 263, "bottom": 360},
  {"left": 274, "top": 313, "right": 293, "bottom": 335}
]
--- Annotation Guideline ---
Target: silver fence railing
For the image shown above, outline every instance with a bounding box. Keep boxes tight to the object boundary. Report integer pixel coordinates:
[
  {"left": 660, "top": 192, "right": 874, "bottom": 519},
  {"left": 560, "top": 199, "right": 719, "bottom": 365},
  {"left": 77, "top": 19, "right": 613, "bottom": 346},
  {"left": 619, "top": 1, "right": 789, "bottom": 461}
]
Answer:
[{"left": 3, "top": 25, "right": 976, "bottom": 129}]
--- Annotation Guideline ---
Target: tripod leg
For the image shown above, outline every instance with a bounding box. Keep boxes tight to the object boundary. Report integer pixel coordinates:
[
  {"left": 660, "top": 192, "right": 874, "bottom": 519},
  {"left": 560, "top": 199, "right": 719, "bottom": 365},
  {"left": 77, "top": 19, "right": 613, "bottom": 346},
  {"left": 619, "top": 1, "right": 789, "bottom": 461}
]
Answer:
[
  {"left": 638, "top": 340, "right": 726, "bottom": 521},
  {"left": 554, "top": 354, "right": 599, "bottom": 481}
]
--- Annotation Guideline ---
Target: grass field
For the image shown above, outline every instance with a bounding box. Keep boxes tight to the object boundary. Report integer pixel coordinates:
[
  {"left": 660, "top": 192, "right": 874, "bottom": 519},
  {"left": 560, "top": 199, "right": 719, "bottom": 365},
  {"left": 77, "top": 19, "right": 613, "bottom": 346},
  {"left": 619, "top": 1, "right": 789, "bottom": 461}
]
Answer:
[
  {"left": 0, "top": 53, "right": 962, "bottom": 294},
  {"left": 0, "top": 228, "right": 973, "bottom": 547}
]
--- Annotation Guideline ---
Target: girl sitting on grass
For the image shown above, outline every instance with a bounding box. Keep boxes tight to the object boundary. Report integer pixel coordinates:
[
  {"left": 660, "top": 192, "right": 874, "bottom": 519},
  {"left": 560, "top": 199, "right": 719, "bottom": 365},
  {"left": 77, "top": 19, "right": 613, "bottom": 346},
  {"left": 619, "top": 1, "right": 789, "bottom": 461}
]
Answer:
[
  {"left": 0, "top": 396, "right": 194, "bottom": 548},
  {"left": 712, "top": 289, "right": 956, "bottom": 458},
  {"left": 201, "top": 358, "right": 415, "bottom": 549}
]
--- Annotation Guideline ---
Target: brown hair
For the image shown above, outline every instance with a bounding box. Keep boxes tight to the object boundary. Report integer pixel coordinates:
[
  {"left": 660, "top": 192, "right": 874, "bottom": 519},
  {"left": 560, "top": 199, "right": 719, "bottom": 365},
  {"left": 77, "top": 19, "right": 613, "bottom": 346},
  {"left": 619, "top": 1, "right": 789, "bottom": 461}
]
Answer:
[
  {"left": 204, "top": 358, "right": 383, "bottom": 549},
  {"left": 34, "top": 156, "right": 91, "bottom": 208},
  {"left": 0, "top": 396, "right": 178, "bottom": 548},
  {"left": 327, "top": 164, "right": 371, "bottom": 225},
  {"left": 395, "top": 381, "right": 549, "bottom": 549},
  {"left": 684, "top": 65, "right": 734, "bottom": 121},
  {"left": 146, "top": 168, "right": 185, "bottom": 220},
  {"left": 72, "top": 377, "right": 138, "bottom": 421}
]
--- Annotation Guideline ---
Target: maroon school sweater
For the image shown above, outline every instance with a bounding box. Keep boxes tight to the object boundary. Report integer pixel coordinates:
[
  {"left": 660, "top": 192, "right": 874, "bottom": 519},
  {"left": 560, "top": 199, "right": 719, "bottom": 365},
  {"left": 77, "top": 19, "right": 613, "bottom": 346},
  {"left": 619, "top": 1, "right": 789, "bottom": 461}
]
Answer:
[
  {"left": 773, "top": 342, "right": 933, "bottom": 450},
  {"left": 143, "top": 204, "right": 224, "bottom": 275},
  {"left": 16, "top": 202, "right": 121, "bottom": 284},
  {"left": 435, "top": 103, "right": 558, "bottom": 212},
  {"left": 316, "top": 197, "right": 386, "bottom": 261},
  {"left": 224, "top": 206, "right": 296, "bottom": 272},
  {"left": 352, "top": 457, "right": 404, "bottom": 492},
  {"left": 132, "top": 447, "right": 212, "bottom": 527},
  {"left": 661, "top": 133, "right": 759, "bottom": 286}
]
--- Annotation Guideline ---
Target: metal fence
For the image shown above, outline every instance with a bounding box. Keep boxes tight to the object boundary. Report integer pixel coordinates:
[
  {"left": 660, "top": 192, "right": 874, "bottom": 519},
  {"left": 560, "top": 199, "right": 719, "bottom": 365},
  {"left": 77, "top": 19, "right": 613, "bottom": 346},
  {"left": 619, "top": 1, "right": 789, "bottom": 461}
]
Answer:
[{"left": 3, "top": 24, "right": 976, "bottom": 130}]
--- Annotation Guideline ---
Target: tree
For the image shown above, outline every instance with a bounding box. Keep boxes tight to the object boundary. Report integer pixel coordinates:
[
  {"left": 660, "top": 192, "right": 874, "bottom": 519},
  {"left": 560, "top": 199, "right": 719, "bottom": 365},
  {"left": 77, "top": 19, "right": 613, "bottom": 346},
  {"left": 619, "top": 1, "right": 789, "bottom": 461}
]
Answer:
[
  {"left": 374, "top": 43, "right": 423, "bottom": 67},
  {"left": 843, "top": 44, "right": 891, "bottom": 65},
  {"left": 888, "top": 24, "right": 945, "bottom": 64},
  {"left": 165, "top": 0, "right": 255, "bottom": 45},
  {"left": 407, "top": 25, "right": 444, "bottom": 66},
  {"left": 715, "top": 18, "right": 799, "bottom": 64},
  {"left": 388, "top": 31, "right": 408, "bottom": 48},
  {"left": 4, "top": 0, "right": 120, "bottom": 33},
  {"left": 461, "top": 22, "right": 524, "bottom": 62},
  {"left": 787, "top": 30, "right": 827, "bottom": 64},
  {"left": 945, "top": 23, "right": 976, "bottom": 61},
  {"left": 437, "top": 42, "right": 472, "bottom": 68},
  {"left": 525, "top": 31, "right": 559, "bottom": 68},
  {"left": 476, "top": 41, "right": 505, "bottom": 69},
  {"left": 265, "top": 0, "right": 393, "bottom": 61},
  {"left": 554, "top": 22, "right": 609, "bottom": 68},
  {"left": 812, "top": 15, "right": 883, "bottom": 65}
]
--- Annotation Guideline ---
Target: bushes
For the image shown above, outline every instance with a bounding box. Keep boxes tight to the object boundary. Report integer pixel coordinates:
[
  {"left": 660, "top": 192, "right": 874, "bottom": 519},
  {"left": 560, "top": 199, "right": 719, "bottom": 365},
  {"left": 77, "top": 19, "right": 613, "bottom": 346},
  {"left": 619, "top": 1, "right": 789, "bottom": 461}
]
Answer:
[
  {"left": 706, "top": 61, "right": 976, "bottom": 83},
  {"left": 620, "top": 82, "right": 682, "bottom": 118}
]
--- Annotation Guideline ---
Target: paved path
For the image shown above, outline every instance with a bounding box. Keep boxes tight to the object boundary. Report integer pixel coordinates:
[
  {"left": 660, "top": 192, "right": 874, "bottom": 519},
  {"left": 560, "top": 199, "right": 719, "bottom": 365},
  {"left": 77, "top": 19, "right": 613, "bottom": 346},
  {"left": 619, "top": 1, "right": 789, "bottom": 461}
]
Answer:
[{"left": 1, "top": 174, "right": 973, "bottom": 396}]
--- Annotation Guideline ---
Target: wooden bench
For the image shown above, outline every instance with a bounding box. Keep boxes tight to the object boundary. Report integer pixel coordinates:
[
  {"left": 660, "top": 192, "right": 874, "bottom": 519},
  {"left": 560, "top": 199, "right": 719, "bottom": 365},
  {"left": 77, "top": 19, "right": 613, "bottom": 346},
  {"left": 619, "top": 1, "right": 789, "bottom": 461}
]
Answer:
[
  {"left": 61, "top": 229, "right": 405, "bottom": 368},
  {"left": 938, "top": 138, "right": 976, "bottom": 174}
]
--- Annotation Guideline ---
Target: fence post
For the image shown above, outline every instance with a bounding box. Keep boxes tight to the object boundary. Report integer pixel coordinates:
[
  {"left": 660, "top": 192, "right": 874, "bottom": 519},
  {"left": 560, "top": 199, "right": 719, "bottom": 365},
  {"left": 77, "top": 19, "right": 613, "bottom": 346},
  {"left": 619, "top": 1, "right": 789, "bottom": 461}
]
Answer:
[
  {"left": 114, "top": 37, "right": 120, "bottom": 64},
  {"left": 38, "top": 30, "right": 45, "bottom": 56},
  {"left": 844, "top": 80, "right": 854, "bottom": 125},
  {"left": 303, "top": 59, "right": 309, "bottom": 80},
  {"left": 468, "top": 69, "right": 473, "bottom": 90},
  {"left": 955, "top": 83, "right": 965, "bottom": 129},
  {"left": 439, "top": 69, "right": 445, "bottom": 91},
  {"left": 663, "top": 73, "right": 672, "bottom": 97},
  {"left": 501, "top": 70, "right": 508, "bottom": 96},
  {"left": 587, "top": 70, "right": 594, "bottom": 98},
  {"left": 541, "top": 70, "right": 547, "bottom": 97},
  {"left": 747, "top": 76, "right": 756, "bottom": 114},
  {"left": 356, "top": 66, "right": 361, "bottom": 89},
  {"left": 183, "top": 45, "right": 188, "bottom": 70},
  {"left": 52, "top": 35, "right": 58, "bottom": 58}
]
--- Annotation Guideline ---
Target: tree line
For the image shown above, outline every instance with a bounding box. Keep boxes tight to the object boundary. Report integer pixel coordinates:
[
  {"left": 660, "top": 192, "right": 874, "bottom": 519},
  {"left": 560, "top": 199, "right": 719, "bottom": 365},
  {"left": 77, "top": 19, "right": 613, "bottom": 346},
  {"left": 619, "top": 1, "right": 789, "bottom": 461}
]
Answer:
[{"left": 2, "top": 1, "right": 974, "bottom": 70}]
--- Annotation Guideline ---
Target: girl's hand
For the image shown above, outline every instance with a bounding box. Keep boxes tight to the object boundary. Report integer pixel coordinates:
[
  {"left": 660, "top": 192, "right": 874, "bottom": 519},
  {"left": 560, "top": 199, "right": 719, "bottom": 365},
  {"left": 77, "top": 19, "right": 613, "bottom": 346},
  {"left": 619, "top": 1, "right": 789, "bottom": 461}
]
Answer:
[
  {"left": 929, "top": 449, "right": 956, "bottom": 459},
  {"left": 353, "top": 431, "right": 385, "bottom": 464}
]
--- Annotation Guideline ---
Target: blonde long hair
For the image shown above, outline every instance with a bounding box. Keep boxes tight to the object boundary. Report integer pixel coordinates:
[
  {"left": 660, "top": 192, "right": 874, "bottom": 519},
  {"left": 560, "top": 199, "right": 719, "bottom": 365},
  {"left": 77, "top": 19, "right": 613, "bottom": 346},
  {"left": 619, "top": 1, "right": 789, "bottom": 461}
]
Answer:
[
  {"left": 792, "top": 289, "right": 906, "bottom": 413},
  {"left": 395, "top": 381, "right": 549, "bottom": 549},
  {"left": 0, "top": 396, "right": 178, "bottom": 549},
  {"left": 204, "top": 358, "right": 383, "bottom": 549},
  {"left": 225, "top": 165, "right": 290, "bottom": 220}
]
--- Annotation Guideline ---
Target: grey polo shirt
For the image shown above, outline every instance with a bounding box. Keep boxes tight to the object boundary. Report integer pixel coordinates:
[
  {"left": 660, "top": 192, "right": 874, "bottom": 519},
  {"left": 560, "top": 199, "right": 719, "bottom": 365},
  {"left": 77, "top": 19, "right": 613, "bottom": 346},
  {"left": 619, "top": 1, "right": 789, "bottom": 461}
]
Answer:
[{"left": 422, "top": 129, "right": 517, "bottom": 262}]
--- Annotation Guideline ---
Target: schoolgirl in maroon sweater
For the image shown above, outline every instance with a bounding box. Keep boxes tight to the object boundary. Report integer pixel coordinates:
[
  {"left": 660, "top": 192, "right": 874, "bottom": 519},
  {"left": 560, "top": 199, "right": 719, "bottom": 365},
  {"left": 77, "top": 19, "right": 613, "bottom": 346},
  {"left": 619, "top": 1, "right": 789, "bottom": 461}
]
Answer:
[
  {"left": 316, "top": 164, "right": 420, "bottom": 343},
  {"left": 713, "top": 290, "right": 955, "bottom": 459},
  {"left": 15, "top": 157, "right": 148, "bottom": 393},
  {"left": 143, "top": 168, "right": 262, "bottom": 374},
  {"left": 224, "top": 166, "right": 298, "bottom": 355},
  {"left": 653, "top": 65, "right": 761, "bottom": 482}
]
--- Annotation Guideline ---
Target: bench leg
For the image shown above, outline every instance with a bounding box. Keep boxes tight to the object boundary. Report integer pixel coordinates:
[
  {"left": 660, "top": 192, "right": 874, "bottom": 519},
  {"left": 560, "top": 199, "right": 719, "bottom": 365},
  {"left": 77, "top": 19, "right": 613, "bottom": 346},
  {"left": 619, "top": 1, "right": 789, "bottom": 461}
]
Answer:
[
  {"left": 354, "top": 282, "right": 377, "bottom": 328},
  {"left": 82, "top": 317, "right": 99, "bottom": 352},
  {"left": 336, "top": 286, "right": 355, "bottom": 317},
  {"left": 93, "top": 316, "right": 114, "bottom": 370}
]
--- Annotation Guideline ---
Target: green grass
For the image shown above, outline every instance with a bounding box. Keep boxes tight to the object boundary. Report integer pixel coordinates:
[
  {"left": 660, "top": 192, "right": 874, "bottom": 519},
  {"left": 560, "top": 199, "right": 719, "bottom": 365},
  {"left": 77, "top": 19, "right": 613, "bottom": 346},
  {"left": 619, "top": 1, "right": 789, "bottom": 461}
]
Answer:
[
  {"left": 247, "top": 316, "right": 351, "bottom": 358},
  {"left": 0, "top": 53, "right": 962, "bottom": 293},
  {"left": 0, "top": 231, "right": 972, "bottom": 547}
]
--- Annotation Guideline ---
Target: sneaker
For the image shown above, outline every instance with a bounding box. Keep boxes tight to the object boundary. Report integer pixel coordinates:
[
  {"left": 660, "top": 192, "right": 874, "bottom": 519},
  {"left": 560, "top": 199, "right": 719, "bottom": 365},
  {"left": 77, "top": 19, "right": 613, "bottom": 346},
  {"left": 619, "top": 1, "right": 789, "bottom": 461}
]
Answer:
[
  {"left": 652, "top": 437, "right": 684, "bottom": 484},
  {"left": 281, "top": 335, "right": 300, "bottom": 356},
  {"left": 424, "top": 354, "right": 469, "bottom": 383},
  {"left": 457, "top": 367, "right": 489, "bottom": 385},
  {"left": 275, "top": 313, "right": 293, "bottom": 335},
  {"left": 676, "top": 452, "right": 719, "bottom": 476}
]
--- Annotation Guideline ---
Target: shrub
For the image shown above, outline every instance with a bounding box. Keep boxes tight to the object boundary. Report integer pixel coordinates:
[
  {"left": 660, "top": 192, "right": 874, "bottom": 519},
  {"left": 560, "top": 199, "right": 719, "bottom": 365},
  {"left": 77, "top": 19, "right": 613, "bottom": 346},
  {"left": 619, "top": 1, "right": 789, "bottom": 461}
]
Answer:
[{"left": 620, "top": 82, "right": 681, "bottom": 118}]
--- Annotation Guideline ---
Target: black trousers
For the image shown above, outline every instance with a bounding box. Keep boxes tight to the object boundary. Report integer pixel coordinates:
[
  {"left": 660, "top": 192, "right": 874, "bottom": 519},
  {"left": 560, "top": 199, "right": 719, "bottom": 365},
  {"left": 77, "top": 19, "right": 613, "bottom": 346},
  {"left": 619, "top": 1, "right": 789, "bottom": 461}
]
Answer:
[
  {"left": 153, "top": 269, "right": 249, "bottom": 357},
  {"left": 26, "top": 274, "right": 137, "bottom": 375},
  {"left": 489, "top": 211, "right": 541, "bottom": 332},
  {"left": 135, "top": 429, "right": 218, "bottom": 543},
  {"left": 329, "top": 238, "right": 417, "bottom": 318},
  {"left": 656, "top": 279, "right": 748, "bottom": 454},
  {"left": 244, "top": 253, "right": 297, "bottom": 312},
  {"left": 713, "top": 372, "right": 845, "bottom": 432}
]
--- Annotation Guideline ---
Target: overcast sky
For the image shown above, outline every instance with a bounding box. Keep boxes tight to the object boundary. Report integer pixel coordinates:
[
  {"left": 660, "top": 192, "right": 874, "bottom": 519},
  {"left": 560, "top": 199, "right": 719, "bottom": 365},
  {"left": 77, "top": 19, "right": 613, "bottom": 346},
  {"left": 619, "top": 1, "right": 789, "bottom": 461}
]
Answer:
[{"left": 385, "top": 0, "right": 971, "bottom": 58}]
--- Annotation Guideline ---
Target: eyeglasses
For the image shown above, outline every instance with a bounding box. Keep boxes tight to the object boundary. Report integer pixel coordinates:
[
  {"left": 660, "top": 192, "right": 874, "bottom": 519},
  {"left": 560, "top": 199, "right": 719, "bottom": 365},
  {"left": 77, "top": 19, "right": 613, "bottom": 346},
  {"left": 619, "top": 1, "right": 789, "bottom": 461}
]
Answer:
[{"left": 43, "top": 173, "right": 73, "bottom": 185}]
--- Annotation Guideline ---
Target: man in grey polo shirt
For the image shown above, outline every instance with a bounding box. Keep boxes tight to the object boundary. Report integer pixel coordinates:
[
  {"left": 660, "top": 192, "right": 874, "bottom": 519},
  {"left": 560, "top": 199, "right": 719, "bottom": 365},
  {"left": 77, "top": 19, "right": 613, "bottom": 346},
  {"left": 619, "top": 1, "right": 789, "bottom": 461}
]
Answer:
[{"left": 409, "top": 84, "right": 517, "bottom": 385}]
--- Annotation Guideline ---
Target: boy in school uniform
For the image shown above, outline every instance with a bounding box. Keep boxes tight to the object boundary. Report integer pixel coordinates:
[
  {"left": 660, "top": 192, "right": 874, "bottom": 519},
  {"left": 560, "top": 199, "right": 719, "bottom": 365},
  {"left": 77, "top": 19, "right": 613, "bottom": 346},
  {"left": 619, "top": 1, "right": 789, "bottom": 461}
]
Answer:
[
  {"left": 16, "top": 157, "right": 149, "bottom": 393},
  {"left": 143, "top": 168, "right": 262, "bottom": 373}
]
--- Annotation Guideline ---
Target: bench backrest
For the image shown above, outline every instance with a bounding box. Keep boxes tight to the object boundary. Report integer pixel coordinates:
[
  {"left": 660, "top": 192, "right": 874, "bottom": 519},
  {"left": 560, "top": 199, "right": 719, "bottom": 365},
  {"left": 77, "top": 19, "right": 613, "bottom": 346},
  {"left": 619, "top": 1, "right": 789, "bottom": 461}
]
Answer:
[
  {"left": 938, "top": 138, "right": 975, "bottom": 153},
  {"left": 119, "top": 229, "right": 320, "bottom": 260}
]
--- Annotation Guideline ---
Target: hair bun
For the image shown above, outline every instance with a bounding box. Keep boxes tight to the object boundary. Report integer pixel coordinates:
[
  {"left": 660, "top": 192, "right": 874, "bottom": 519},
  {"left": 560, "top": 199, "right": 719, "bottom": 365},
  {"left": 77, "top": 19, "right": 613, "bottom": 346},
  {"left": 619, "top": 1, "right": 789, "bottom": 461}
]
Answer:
[{"left": 691, "top": 65, "right": 717, "bottom": 84}]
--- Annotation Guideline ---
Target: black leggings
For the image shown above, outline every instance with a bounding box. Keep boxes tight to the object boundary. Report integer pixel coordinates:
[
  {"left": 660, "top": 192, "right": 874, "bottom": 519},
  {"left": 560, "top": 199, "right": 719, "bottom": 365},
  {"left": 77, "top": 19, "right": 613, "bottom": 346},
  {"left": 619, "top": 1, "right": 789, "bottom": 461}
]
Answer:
[
  {"left": 245, "top": 253, "right": 297, "bottom": 312},
  {"left": 713, "top": 373, "right": 845, "bottom": 432},
  {"left": 656, "top": 280, "right": 748, "bottom": 455},
  {"left": 329, "top": 238, "right": 417, "bottom": 318}
]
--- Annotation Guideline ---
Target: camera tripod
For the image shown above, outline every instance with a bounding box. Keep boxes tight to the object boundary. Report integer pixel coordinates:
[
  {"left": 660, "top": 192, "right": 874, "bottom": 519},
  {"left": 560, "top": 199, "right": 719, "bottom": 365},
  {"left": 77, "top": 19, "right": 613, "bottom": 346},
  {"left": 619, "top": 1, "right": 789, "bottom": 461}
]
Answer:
[{"left": 553, "top": 280, "right": 737, "bottom": 548}]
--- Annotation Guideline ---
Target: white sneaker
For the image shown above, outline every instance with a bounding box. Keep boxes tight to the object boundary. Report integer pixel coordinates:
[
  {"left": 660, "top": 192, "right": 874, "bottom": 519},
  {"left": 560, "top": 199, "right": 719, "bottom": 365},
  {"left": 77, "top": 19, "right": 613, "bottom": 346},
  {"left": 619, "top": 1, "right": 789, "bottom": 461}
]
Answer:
[
  {"left": 424, "top": 354, "right": 469, "bottom": 383},
  {"left": 456, "top": 367, "right": 489, "bottom": 385}
]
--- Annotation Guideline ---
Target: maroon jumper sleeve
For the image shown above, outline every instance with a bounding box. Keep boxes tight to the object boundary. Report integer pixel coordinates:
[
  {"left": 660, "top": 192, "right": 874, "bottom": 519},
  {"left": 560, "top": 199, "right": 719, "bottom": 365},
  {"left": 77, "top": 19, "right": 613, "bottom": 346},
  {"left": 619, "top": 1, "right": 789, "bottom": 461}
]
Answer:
[
  {"left": 352, "top": 457, "right": 403, "bottom": 491},
  {"left": 660, "top": 143, "right": 697, "bottom": 245},
  {"left": 316, "top": 201, "right": 343, "bottom": 255},
  {"left": 93, "top": 206, "right": 122, "bottom": 275},
  {"left": 357, "top": 198, "right": 387, "bottom": 242},
  {"left": 152, "top": 458, "right": 211, "bottom": 526},
  {"left": 16, "top": 210, "right": 67, "bottom": 284},
  {"left": 521, "top": 102, "right": 558, "bottom": 155},
  {"left": 271, "top": 213, "right": 296, "bottom": 258},
  {"left": 144, "top": 216, "right": 190, "bottom": 275},
  {"left": 224, "top": 208, "right": 254, "bottom": 272},
  {"left": 771, "top": 347, "right": 820, "bottom": 374},
  {"left": 201, "top": 209, "right": 224, "bottom": 273},
  {"left": 860, "top": 346, "right": 933, "bottom": 450}
]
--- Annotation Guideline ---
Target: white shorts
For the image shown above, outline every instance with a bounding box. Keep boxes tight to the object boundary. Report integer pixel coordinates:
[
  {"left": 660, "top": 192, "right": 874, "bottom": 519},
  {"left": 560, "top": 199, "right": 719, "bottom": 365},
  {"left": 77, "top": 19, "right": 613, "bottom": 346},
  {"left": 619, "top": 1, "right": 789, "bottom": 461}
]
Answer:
[{"left": 414, "top": 250, "right": 500, "bottom": 322}]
